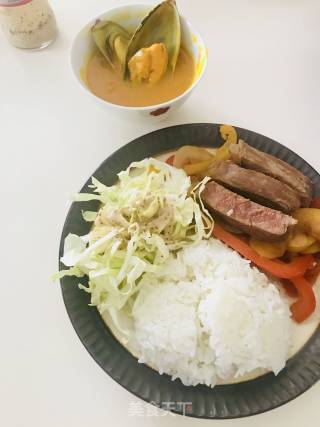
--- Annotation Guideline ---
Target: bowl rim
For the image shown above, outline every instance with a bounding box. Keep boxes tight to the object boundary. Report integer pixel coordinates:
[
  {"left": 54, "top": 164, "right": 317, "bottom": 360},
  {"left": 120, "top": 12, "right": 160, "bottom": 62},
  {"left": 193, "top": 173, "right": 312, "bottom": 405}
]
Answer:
[{"left": 70, "top": 2, "right": 208, "bottom": 111}]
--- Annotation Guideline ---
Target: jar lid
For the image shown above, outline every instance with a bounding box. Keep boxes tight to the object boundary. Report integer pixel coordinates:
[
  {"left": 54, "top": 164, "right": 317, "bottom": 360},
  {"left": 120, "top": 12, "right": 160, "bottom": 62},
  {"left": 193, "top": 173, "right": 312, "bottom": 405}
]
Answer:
[{"left": 0, "top": 0, "right": 32, "bottom": 6}]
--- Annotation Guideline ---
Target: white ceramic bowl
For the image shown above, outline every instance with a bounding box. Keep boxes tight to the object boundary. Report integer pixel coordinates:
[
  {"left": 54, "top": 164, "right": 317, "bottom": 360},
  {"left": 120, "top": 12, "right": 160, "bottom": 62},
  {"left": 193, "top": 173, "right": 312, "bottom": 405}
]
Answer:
[{"left": 70, "top": 3, "right": 208, "bottom": 120}]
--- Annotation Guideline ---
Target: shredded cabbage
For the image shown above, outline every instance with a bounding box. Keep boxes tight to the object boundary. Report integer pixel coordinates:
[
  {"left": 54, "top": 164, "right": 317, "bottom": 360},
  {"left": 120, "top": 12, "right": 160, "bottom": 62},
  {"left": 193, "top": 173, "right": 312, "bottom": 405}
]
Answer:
[{"left": 57, "top": 158, "right": 212, "bottom": 328}]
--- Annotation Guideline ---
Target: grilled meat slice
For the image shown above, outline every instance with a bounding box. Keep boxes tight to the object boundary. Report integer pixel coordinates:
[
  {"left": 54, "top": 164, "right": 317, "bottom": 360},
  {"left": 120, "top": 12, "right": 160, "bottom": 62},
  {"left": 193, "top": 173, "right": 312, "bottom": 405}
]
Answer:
[
  {"left": 202, "top": 181, "right": 297, "bottom": 242},
  {"left": 207, "top": 160, "right": 301, "bottom": 212},
  {"left": 230, "top": 141, "right": 313, "bottom": 206}
]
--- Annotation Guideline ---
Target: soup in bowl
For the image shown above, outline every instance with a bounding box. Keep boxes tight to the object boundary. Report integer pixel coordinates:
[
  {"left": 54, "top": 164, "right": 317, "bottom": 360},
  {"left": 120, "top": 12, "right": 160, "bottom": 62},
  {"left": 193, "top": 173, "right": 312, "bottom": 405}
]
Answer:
[{"left": 70, "top": 2, "right": 208, "bottom": 119}]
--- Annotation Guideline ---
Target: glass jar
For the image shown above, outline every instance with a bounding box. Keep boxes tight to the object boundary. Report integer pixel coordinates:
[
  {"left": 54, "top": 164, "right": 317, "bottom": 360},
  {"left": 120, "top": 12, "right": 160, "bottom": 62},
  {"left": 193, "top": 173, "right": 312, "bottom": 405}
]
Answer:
[{"left": 0, "top": 0, "right": 58, "bottom": 49}]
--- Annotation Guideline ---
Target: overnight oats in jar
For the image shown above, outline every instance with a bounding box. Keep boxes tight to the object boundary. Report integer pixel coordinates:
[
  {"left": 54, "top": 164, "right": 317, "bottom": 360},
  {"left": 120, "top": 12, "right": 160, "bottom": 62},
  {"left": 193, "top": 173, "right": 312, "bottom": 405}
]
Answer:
[{"left": 0, "top": 0, "right": 57, "bottom": 49}]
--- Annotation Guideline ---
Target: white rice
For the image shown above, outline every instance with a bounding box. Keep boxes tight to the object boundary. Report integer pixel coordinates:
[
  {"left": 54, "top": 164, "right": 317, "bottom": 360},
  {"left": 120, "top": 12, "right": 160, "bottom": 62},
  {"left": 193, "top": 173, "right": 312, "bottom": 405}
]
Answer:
[{"left": 130, "top": 238, "right": 293, "bottom": 387}]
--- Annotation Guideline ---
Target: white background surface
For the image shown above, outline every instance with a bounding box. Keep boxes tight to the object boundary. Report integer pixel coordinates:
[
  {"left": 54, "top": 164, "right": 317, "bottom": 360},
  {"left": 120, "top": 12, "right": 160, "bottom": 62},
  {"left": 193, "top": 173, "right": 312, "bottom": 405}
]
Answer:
[{"left": 1, "top": 0, "right": 320, "bottom": 426}]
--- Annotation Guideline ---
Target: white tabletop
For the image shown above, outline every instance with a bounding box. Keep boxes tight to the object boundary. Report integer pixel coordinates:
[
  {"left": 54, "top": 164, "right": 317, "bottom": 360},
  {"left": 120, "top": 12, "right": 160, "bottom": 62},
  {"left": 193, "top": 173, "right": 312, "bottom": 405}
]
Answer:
[{"left": 1, "top": 0, "right": 320, "bottom": 426}]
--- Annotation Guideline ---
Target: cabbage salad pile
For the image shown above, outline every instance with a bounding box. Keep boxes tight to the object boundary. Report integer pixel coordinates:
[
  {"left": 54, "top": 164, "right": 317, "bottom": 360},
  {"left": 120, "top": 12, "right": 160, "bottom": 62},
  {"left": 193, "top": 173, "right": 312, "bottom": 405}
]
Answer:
[{"left": 56, "top": 158, "right": 211, "bottom": 325}]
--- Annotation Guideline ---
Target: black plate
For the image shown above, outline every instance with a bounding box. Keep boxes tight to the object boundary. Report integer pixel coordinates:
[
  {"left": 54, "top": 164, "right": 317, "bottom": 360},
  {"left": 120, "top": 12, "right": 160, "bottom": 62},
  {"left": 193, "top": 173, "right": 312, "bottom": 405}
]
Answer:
[{"left": 59, "top": 124, "right": 320, "bottom": 419}]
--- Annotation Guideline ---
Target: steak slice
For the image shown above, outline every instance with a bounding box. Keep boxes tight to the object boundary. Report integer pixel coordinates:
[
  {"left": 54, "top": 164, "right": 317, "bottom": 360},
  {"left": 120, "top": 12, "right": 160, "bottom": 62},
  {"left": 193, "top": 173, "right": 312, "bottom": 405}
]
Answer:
[
  {"left": 230, "top": 141, "right": 313, "bottom": 206},
  {"left": 207, "top": 160, "right": 301, "bottom": 212},
  {"left": 202, "top": 181, "right": 297, "bottom": 241}
]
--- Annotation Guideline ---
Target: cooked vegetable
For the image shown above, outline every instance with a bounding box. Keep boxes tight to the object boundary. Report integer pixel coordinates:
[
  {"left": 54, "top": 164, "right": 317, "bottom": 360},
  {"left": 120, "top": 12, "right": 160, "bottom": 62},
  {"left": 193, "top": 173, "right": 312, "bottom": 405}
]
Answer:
[
  {"left": 287, "top": 230, "right": 316, "bottom": 253},
  {"left": 293, "top": 208, "right": 320, "bottom": 239},
  {"left": 305, "top": 257, "right": 320, "bottom": 285},
  {"left": 173, "top": 125, "right": 238, "bottom": 177},
  {"left": 249, "top": 238, "right": 287, "bottom": 259},
  {"left": 301, "top": 241, "right": 320, "bottom": 254},
  {"left": 165, "top": 154, "right": 175, "bottom": 165},
  {"left": 289, "top": 276, "right": 316, "bottom": 323},
  {"left": 184, "top": 160, "right": 213, "bottom": 176},
  {"left": 281, "top": 279, "right": 298, "bottom": 298},
  {"left": 205, "top": 125, "right": 238, "bottom": 165},
  {"left": 220, "top": 124, "right": 237, "bottom": 145},
  {"left": 212, "top": 224, "right": 314, "bottom": 279},
  {"left": 173, "top": 146, "right": 213, "bottom": 169},
  {"left": 310, "top": 197, "right": 320, "bottom": 208}
]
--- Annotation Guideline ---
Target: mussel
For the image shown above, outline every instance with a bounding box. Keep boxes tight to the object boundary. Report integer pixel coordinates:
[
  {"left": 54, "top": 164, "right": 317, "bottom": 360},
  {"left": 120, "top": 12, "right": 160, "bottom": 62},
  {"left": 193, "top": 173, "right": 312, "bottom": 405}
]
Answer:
[
  {"left": 91, "top": 0, "right": 181, "bottom": 84},
  {"left": 91, "top": 20, "right": 131, "bottom": 76}
]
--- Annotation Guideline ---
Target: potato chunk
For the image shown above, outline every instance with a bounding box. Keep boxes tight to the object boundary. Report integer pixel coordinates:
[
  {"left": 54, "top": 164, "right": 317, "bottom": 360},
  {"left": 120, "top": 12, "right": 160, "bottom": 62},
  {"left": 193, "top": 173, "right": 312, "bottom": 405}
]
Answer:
[
  {"left": 249, "top": 238, "right": 287, "bottom": 259},
  {"left": 287, "top": 230, "right": 316, "bottom": 253},
  {"left": 293, "top": 208, "right": 320, "bottom": 240}
]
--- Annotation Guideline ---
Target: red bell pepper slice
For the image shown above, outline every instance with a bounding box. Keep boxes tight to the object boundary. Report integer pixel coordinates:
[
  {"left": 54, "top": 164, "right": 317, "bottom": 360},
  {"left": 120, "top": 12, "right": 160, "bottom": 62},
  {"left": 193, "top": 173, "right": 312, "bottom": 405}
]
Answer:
[
  {"left": 281, "top": 279, "right": 298, "bottom": 298},
  {"left": 289, "top": 276, "right": 316, "bottom": 322},
  {"left": 212, "top": 224, "right": 314, "bottom": 279},
  {"left": 305, "top": 257, "right": 320, "bottom": 285},
  {"left": 165, "top": 155, "right": 175, "bottom": 166},
  {"left": 310, "top": 197, "right": 320, "bottom": 208}
]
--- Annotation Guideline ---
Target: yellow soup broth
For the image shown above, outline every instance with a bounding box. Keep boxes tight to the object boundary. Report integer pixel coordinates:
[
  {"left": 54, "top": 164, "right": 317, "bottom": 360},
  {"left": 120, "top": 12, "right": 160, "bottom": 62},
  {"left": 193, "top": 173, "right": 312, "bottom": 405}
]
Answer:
[{"left": 86, "top": 47, "right": 195, "bottom": 107}]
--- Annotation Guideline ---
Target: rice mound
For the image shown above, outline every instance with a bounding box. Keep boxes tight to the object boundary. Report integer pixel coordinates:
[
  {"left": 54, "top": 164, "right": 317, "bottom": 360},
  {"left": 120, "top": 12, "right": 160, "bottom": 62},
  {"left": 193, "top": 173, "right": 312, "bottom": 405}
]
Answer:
[{"left": 130, "top": 238, "right": 293, "bottom": 387}]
